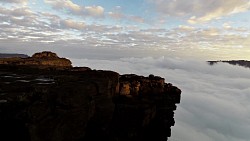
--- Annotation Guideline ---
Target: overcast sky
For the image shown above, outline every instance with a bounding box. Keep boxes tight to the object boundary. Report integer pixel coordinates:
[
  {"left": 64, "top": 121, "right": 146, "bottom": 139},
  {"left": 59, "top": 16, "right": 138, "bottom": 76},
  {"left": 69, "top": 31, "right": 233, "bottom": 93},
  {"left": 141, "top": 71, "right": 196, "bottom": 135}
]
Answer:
[{"left": 0, "top": 0, "right": 250, "bottom": 60}]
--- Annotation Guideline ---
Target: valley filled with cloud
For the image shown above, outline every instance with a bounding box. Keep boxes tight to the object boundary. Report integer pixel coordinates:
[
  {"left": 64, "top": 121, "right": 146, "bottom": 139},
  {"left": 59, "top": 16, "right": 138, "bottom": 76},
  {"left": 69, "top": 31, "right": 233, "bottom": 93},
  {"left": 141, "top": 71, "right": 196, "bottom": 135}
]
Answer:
[{"left": 71, "top": 56, "right": 250, "bottom": 141}]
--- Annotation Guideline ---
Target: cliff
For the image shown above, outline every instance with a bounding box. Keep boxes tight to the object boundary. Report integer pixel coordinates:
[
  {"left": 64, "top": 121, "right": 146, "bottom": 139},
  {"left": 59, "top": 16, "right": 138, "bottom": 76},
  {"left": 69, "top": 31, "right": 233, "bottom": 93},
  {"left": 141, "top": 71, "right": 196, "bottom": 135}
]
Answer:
[{"left": 0, "top": 52, "right": 181, "bottom": 141}]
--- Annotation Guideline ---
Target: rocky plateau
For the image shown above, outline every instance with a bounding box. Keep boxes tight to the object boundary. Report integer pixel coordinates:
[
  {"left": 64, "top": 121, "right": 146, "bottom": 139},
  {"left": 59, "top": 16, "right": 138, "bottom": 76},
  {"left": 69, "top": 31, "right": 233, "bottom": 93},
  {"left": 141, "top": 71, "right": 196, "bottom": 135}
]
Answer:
[{"left": 0, "top": 51, "right": 181, "bottom": 141}]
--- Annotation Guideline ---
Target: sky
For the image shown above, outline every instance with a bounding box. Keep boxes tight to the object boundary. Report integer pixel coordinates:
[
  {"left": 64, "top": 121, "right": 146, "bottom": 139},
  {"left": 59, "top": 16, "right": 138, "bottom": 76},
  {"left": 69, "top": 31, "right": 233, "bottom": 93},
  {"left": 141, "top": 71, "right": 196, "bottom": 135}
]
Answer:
[{"left": 0, "top": 0, "right": 250, "bottom": 60}]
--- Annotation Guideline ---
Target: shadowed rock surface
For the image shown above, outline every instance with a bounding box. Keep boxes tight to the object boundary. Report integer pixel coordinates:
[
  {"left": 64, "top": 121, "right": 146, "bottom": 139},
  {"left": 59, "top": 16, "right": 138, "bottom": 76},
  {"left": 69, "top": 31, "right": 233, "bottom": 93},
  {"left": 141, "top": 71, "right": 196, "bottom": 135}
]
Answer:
[
  {"left": 208, "top": 60, "right": 250, "bottom": 69},
  {"left": 0, "top": 52, "right": 181, "bottom": 141}
]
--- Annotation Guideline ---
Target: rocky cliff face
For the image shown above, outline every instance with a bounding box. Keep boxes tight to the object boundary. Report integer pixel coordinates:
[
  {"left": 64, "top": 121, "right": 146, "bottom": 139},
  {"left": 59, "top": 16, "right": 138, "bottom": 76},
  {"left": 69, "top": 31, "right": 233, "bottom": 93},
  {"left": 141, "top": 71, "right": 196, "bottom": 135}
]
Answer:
[{"left": 0, "top": 52, "right": 181, "bottom": 141}]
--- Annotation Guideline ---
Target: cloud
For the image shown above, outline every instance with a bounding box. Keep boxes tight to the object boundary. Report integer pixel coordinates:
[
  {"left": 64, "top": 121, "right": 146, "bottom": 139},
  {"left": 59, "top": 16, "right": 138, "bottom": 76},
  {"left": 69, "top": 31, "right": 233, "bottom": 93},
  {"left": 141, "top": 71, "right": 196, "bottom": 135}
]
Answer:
[
  {"left": 223, "top": 23, "right": 232, "bottom": 29},
  {"left": 0, "top": 3, "right": 249, "bottom": 60},
  {"left": 149, "top": 0, "right": 250, "bottom": 23},
  {"left": 44, "top": 0, "right": 104, "bottom": 17},
  {"left": 1, "top": 39, "right": 250, "bottom": 141},
  {"left": 60, "top": 19, "right": 86, "bottom": 30},
  {"left": 68, "top": 56, "right": 250, "bottom": 141},
  {"left": 0, "top": 0, "right": 28, "bottom": 4},
  {"left": 108, "top": 11, "right": 125, "bottom": 20},
  {"left": 0, "top": 6, "right": 63, "bottom": 42},
  {"left": 108, "top": 11, "right": 145, "bottom": 23},
  {"left": 178, "top": 25, "right": 195, "bottom": 31}
]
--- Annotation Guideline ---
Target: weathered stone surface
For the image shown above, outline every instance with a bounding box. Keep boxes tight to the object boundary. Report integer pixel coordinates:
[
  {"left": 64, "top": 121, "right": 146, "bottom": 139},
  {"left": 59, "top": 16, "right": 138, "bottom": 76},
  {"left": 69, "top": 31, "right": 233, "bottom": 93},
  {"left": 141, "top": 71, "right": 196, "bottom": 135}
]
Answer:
[
  {"left": 32, "top": 51, "right": 58, "bottom": 58},
  {"left": 0, "top": 51, "right": 72, "bottom": 68},
  {"left": 0, "top": 52, "right": 181, "bottom": 141}
]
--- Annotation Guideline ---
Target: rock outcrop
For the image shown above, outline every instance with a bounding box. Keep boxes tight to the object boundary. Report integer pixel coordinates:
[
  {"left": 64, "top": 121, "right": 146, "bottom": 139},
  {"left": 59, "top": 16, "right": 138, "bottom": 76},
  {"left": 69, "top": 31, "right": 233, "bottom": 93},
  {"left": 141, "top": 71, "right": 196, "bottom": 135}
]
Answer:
[
  {"left": 0, "top": 51, "right": 72, "bottom": 68},
  {"left": 0, "top": 52, "right": 181, "bottom": 141}
]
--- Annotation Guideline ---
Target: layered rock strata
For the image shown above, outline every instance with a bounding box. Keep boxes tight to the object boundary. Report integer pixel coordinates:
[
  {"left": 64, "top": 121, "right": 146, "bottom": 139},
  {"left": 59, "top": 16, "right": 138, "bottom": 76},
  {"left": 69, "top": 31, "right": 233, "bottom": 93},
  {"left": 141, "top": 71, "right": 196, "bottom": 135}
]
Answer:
[{"left": 0, "top": 52, "right": 181, "bottom": 141}]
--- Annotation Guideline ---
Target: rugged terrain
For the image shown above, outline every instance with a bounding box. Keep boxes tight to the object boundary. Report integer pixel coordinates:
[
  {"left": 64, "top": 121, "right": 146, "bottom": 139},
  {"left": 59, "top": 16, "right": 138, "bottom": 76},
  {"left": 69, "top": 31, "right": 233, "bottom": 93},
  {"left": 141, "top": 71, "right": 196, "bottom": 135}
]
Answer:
[
  {"left": 208, "top": 60, "right": 250, "bottom": 69},
  {"left": 0, "top": 51, "right": 181, "bottom": 141}
]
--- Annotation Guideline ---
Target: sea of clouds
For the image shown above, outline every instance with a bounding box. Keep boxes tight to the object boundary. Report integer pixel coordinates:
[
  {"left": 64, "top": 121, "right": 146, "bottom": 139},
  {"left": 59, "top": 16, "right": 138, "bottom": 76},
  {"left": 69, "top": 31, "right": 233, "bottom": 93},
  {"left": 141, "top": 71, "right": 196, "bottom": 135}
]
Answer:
[{"left": 71, "top": 56, "right": 250, "bottom": 141}]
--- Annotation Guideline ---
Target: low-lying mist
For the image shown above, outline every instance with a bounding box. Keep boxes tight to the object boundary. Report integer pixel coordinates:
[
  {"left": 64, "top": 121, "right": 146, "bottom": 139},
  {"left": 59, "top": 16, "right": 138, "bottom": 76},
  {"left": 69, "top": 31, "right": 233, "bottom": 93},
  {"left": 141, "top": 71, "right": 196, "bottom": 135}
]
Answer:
[{"left": 71, "top": 56, "right": 250, "bottom": 141}]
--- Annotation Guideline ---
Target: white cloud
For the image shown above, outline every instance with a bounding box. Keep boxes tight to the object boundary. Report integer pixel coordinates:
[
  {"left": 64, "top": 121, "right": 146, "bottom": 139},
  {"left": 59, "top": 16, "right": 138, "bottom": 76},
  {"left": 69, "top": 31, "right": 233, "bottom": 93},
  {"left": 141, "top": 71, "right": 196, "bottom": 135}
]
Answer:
[
  {"left": 108, "top": 11, "right": 125, "bottom": 20},
  {"left": 223, "top": 23, "right": 232, "bottom": 29},
  {"left": 69, "top": 56, "right": 250, "bottom": 141},
  {"left": 85, "top": 6, "right": 104, "bottom": 17},
  {"left": 178, "top": 25, "right": 195, "bottom": 31},
  {"left": 44, "top": 0, "right": 104, "bottom": 17},
  {"left": 0, "top": 2, "right": 249, "bottom": 60},
  {"left": 0, "top": 0, "right": 28, "bottom": 4},
  {"left": 149, "top": 0, "right": 250, "bottom": 24},
  {"left": 108, "top": 11, "right": 145, "bottom": 23},
  {"left": 60, "top": 19, "right": 85, "bottom": 30}
]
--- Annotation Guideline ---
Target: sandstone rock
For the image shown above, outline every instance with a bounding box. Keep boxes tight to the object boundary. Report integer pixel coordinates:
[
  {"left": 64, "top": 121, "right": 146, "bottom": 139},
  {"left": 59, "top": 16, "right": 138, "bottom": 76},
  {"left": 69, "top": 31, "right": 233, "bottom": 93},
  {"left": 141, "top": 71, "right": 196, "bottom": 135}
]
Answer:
[
  {"left": 32, "top": 51, "right": 58, "bottom": 58},
  {"left": 119, "top": 82, "right": 131, "bottom": 95},
  {"left": 0, "top": 51, "right": 72, "bottom": 68},
  {"left": 0, "top": 51, "right": 181, "bottom": 141}
]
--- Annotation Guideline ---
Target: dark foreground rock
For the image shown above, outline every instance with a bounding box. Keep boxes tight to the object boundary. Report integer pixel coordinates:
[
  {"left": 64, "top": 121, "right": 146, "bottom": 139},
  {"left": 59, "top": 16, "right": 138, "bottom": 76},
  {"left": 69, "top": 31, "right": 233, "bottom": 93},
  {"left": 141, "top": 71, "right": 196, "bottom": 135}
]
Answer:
[{"left": 0, "top": 52, "right": 181, "bottom": 141}]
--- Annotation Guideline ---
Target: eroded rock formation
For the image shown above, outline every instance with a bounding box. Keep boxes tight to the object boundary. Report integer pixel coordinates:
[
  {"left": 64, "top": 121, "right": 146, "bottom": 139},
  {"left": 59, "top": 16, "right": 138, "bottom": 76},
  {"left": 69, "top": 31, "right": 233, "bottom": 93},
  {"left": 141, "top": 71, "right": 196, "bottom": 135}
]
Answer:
[
  {"left": 0, "top": 51, "right": 72, "bottom": 68},
  {"left": 0, "top": 52, "right": 181, "bottom": 141}
]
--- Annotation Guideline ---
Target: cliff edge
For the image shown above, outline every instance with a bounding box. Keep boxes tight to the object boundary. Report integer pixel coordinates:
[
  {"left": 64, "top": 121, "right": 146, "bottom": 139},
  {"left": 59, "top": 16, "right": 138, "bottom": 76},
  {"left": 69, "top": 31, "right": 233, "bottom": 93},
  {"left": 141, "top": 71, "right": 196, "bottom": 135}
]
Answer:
[{"left": 0, "top": 51, "right": 181, "bottom": 141}]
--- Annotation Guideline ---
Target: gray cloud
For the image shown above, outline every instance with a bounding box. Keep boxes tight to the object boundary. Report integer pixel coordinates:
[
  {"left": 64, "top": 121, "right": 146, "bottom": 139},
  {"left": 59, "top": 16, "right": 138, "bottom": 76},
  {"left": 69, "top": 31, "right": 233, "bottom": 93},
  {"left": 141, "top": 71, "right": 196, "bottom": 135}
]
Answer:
[{"left": 68, "top": 56, "right": 250, "bottom": 141}]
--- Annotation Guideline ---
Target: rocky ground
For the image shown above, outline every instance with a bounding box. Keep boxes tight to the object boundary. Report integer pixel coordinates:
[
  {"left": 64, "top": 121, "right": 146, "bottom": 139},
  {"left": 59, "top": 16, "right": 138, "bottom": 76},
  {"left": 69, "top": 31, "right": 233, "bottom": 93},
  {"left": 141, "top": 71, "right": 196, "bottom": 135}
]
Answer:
[{"left": 0, "top": 51, "right": 181, "bottom": 141}]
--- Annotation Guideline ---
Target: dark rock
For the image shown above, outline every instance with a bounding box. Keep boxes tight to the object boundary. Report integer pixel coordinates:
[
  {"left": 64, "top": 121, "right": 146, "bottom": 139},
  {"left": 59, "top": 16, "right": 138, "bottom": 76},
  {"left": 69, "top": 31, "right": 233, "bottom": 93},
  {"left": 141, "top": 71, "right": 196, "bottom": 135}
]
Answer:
[
  {"left": 0, "top": 51, "right": 181, "bottom": 141},
  {"left": 208, "top": 60, "right": 250, "bottom": 69}
]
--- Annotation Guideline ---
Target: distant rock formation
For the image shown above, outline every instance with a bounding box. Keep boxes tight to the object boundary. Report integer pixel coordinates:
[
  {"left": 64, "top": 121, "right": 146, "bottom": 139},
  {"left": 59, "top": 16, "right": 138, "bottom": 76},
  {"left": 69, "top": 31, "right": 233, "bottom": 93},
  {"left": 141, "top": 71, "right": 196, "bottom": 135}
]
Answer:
[
  {"left": 0, "top": 51, "right": 181, "bottom": 141},
  {"left": 0, "top": 51, "right": 72, "bottom": 68},
  {"left": 208, "top": 60, "right": 250, "bottom": 69},
  {"left": 0, "top": 53, "right": 29, "bottom": 58}
]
